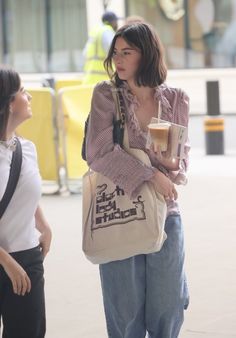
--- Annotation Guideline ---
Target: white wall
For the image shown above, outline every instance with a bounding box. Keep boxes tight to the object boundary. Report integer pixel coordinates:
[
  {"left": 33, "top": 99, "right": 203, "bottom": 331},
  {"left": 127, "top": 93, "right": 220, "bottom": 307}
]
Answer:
[{"left": 167, "top": 68, "right": 236, "bottom": 115}]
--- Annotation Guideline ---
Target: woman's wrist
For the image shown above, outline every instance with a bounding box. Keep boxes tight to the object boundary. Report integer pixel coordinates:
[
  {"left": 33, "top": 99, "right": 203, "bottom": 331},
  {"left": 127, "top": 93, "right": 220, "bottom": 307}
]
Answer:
[
  {"left": 0, "top": 247, "right": 11, "bottom": 267},
  {"left": 157, "top": 164, "right": 169, "bottom": 177}
]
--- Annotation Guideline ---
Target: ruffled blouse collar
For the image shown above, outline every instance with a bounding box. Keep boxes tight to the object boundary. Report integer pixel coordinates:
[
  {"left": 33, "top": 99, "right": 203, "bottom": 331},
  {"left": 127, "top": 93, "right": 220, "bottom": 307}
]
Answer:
[
  {"left": 0, "top": 135, "right": 17, "bottom": 152},
  {"left": 119, "top": 81, "right": 173, "bottom": 138},
  {"left": 120, "top": 82, "right": 145, "bottom": 138}
]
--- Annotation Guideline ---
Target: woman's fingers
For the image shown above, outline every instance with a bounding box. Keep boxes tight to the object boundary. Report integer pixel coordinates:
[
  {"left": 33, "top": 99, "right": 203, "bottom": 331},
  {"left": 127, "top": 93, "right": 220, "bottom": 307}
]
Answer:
[
  {"left": 152, "top": 170, "right": 178, "bottom": 201},
  {"left": 2, "top": 253, "right": 32, "bottom": 296},
  {"left": 153, "top": 144, "right": 162, "bottom": 158},
  {"left": 25, "top": 274, "right": 32, "bottom": 293},
  {"left": 12, "top": 272, "right": 31, "bottom": 296},
  {"left": 164, "top": 185, "right": 178, "bottom": 201},
  {"left": 12, "top": 279, "right": 18, "bottom": 295},
  {"left": 173, "top": 186, "right": 178, "bottom": 200}
]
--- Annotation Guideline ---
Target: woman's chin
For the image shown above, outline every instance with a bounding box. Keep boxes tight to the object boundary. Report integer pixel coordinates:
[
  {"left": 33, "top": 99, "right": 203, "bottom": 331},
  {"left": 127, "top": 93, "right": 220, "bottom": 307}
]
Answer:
[
  {"left": 26, "top": 111, "right": 33, "bottom": 120},
  {"left": 117, "top": 73, "right": 127, "bottom": 81}
]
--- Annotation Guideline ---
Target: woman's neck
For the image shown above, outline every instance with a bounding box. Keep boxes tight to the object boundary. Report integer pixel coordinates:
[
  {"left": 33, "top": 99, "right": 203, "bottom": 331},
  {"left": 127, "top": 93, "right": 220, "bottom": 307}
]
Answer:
[
  {"left": 127, "top": 80, "right": 155, "bottom": 103},
  {"left": 3, "top": 128, "right": 15, "bottom": 141}
]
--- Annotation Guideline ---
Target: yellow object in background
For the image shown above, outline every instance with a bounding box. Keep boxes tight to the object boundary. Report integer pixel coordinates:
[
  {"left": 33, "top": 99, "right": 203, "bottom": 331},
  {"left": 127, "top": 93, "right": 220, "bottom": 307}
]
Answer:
[
  {"left": 58, "top": 85, "right": 94, "bottom": 179},
  {"left": 55, "top": 78, "right": 83, "bottom": 93},
  {"left": 17, "top": 88, "right": 60, "bottom": 184}
]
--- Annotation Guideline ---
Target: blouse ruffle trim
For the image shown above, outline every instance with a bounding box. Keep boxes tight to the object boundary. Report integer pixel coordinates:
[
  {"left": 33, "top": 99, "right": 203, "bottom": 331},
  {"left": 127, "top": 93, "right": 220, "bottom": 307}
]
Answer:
[{"left": 119, "top": 82, "right": 173, "bottom": 140}]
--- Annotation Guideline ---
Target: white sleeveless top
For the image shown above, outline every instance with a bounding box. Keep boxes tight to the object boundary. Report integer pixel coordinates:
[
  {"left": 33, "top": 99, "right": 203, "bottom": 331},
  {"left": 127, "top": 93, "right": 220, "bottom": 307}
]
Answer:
[{"left": 0, "top": 137, "right": 41, "bottom": 253}]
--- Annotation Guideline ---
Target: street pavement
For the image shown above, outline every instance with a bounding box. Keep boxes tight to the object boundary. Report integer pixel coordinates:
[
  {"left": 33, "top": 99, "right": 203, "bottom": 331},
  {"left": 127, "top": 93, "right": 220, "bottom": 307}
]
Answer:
[{"left": 41, "top": 148, "right": 236, "bottom": 338}]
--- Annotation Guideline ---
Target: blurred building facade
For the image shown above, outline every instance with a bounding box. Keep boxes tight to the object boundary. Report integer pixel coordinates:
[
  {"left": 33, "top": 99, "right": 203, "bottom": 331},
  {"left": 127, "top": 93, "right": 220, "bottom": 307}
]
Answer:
[{"left": 0, "top": 0, "right": 236, "bottom": 73}]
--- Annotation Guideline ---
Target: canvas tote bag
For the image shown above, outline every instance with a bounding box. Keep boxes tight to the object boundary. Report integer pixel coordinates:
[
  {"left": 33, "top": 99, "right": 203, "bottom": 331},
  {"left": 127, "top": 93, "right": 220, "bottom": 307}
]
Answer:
[{"left": 82, "top": 87, "right": 167, "bottom": 264}]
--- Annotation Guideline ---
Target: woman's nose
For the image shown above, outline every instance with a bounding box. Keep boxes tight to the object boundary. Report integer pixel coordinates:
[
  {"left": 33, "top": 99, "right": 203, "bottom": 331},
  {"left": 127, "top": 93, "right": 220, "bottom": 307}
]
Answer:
[
  {"left": 27, "top": 92, "right": 32, "bottom": 101},
  {"left": 114, "top": 54, "right": 123, "bottom": 63}
]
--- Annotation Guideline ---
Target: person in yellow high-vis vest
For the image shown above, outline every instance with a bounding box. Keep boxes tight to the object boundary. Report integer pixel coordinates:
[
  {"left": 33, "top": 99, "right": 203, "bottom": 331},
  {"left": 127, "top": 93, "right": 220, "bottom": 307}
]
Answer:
[{"left": 82, "top": 11, "right": 118, "bottom": 85}]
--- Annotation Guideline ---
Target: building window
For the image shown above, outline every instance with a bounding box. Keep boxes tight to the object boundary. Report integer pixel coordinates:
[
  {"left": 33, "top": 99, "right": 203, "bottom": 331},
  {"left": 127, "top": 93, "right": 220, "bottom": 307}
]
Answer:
[
  {"left": 0, "top": 0, "right": 87, "bottom": 72},
  {"left": 126, "top": 0, "right": 236, "bottom": 69}
]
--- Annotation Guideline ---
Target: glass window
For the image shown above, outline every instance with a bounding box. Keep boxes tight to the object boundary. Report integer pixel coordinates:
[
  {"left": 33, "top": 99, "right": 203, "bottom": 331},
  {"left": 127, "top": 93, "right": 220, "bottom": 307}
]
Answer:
[
  {"left": 0, "top": 0, "right": 87, "bottom": 73},
  {"left": 49, "top": 0, "right": 87, "bottom": 72},
  {"left": 0, "top": 1, "right": 4, "bottom": 63},
  {"left": 1, "top": 0, "right": 47, "bottom": 72},
  {"left": 126, "top": 0, "right": 236, "bottom": 69}
]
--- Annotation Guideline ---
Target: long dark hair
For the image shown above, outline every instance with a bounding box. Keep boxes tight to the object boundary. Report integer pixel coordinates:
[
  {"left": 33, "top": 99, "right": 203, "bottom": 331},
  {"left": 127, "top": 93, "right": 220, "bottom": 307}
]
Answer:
[
  {"left": 104, "top": 23, "right": 167, "bottom": 87},
  {"left": 0, "top": 67, "right": 21, "bottom": 140}
]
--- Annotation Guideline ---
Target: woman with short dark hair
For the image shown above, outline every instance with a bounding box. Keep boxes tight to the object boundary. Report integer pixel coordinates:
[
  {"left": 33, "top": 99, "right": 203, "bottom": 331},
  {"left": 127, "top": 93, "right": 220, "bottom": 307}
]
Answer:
[
  {"left": 86, "top": 23, "right": 190, "bottom": 337},
  {"left": 105, "top": 23, "right": 167, "bottom": 87},
  {"left": 0, "top": 66, "right": 52, "bottom": 338}
]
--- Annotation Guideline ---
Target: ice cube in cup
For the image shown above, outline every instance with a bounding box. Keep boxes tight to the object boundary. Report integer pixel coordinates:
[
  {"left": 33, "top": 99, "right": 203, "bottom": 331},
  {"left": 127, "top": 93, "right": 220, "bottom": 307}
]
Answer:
[{"left": 148, "top": 122, "right": 171, "bottom": 152}]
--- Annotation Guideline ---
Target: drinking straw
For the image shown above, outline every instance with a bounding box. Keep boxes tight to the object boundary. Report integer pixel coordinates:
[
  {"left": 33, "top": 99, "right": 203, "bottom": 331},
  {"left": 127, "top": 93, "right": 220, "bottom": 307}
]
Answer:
[{"left": 157, "top": 100, "right": 161, "bottom": 123}]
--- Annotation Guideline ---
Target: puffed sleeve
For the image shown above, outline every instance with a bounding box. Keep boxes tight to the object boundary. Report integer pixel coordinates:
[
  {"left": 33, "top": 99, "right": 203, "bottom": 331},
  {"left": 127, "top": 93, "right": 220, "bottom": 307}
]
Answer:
[
  {"left": 169, "top": 88, "right": 190, "bottom": 185},
  {"left": 86, "top": 81, "right": 156, "bottom": 197}
]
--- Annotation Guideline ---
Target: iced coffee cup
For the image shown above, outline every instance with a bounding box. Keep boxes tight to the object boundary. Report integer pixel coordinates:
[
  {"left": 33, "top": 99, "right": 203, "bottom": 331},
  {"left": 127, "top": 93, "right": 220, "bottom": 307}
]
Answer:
[{"left": 147, "top": 122, "right": 171, "bottom": 152}]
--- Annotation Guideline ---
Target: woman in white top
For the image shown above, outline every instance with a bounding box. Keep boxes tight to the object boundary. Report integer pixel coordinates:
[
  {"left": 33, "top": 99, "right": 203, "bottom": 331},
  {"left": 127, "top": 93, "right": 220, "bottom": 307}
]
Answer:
[{"left": 0, "top": 66, "right": 52, "bottom": 338}]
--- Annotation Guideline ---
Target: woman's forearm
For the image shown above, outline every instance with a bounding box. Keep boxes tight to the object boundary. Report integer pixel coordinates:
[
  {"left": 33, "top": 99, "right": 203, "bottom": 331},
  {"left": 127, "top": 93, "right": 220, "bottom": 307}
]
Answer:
[
  {"left": 35, "top": 205, "right": 50, "bottom": 233},
  {"left": 0, "top": 247, "right": 10, "bottom": 266}
]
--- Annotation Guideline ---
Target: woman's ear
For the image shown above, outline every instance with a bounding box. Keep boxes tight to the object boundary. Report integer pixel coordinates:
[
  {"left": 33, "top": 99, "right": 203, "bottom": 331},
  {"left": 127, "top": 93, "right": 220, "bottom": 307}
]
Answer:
[{"left": 9, "top": 104, "right": 13, "bottom": 114}]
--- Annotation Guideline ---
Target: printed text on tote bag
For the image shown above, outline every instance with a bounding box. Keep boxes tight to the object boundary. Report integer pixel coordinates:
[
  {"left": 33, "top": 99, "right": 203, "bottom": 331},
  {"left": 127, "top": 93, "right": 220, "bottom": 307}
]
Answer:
[{"left": 92, "top": 183, "right": 146, "bottom": 230}]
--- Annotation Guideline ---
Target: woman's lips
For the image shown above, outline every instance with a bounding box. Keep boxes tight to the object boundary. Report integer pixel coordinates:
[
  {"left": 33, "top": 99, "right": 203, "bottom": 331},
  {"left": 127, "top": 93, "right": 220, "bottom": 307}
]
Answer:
[{"left": 117, "top": 67, "right": 125, "bottom": 72}]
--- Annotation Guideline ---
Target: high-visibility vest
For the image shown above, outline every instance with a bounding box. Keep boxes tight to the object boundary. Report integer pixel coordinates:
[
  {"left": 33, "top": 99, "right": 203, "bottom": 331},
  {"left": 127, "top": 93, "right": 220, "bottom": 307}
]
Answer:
[{"left": 82, "top": 24, "right": 114, "bottom": 85}]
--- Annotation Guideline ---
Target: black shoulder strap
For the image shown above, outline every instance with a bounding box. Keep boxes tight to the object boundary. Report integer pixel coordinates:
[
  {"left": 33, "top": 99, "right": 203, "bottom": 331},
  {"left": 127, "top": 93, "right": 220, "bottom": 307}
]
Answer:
[
  {"left": 0, "top": 138, "right": 22, "bottom": 219},
  {"left": 81, "top": 83, "right": 126, "bottom": 161},
  {"left": 111, "top": 85, "right": 125, "bottom": 148}
]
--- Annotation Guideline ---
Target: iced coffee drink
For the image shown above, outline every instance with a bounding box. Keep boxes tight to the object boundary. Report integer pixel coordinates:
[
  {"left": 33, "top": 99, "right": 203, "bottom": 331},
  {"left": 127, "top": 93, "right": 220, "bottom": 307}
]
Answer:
[{"left": 148, "top": 122, "right": 170, "bottom": 152}]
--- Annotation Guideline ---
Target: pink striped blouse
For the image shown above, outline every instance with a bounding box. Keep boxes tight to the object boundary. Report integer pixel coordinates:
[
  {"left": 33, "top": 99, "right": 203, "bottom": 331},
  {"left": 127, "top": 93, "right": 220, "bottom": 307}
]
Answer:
[{"left": 86, "top": 81, "right": 190, "bottom": 215}]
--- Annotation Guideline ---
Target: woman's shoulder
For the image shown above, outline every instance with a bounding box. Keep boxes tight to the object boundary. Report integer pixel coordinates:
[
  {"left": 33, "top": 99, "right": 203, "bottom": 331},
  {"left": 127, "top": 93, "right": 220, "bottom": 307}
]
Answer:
[
  {"left": 18, "top": 137, "right": 37, "bottom": 154},
  {"left": 94, "top": 80, "right": 113, "bottom": 93},
  {"left": 92, "top": 81, "right": 116, "bottom": 107},
  {"left": 159, "top": 83, "right": 189, "bottom": 103}
]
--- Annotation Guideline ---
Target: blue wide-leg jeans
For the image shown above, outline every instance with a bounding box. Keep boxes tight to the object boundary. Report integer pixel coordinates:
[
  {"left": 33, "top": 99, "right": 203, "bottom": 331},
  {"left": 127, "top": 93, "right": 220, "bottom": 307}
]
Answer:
[{"left": 99, "top": 214, "right": 189, "bottom": 338}]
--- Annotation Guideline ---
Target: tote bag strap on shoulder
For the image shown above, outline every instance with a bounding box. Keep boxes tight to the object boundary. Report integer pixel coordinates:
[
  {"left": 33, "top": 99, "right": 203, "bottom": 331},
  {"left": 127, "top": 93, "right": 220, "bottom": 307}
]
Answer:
[{"left": 0, "top": 138, "right": 22, "bottom": 219}]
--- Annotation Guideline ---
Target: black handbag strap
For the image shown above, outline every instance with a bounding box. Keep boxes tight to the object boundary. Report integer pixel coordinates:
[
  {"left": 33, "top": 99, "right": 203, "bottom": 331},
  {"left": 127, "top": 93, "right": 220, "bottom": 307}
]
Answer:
[
  {"left": 0, "top": 138, "right": 22, "bottom": 219},
  {"left": 82, "top": 83, "right": 126, "bottom": 161},
  {"left": 111, "top": 84, "right": 126, "bottom": 148}
]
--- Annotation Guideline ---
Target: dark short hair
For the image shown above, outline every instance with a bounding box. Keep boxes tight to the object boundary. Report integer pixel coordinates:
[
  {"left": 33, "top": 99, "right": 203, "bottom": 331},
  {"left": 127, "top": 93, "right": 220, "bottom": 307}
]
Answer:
[
  {"left": 102, "top": 11, "right": 118, "bottom": 23},
  {"left": 104, "top": 23, "right": 167, "bottom": 87},
  {"left": 0, "top": 66, "right": 21, "bottom": 139}
]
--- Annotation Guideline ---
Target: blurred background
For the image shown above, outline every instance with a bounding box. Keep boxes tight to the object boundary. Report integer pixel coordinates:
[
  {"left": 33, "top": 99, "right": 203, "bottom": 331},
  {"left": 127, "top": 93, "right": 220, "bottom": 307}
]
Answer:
[
  {"left": 1, "top": 0, "right": 236, "bottom": 72},
  {"left": 1, "top": 1, "right": 236, "bottom": 337}
]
